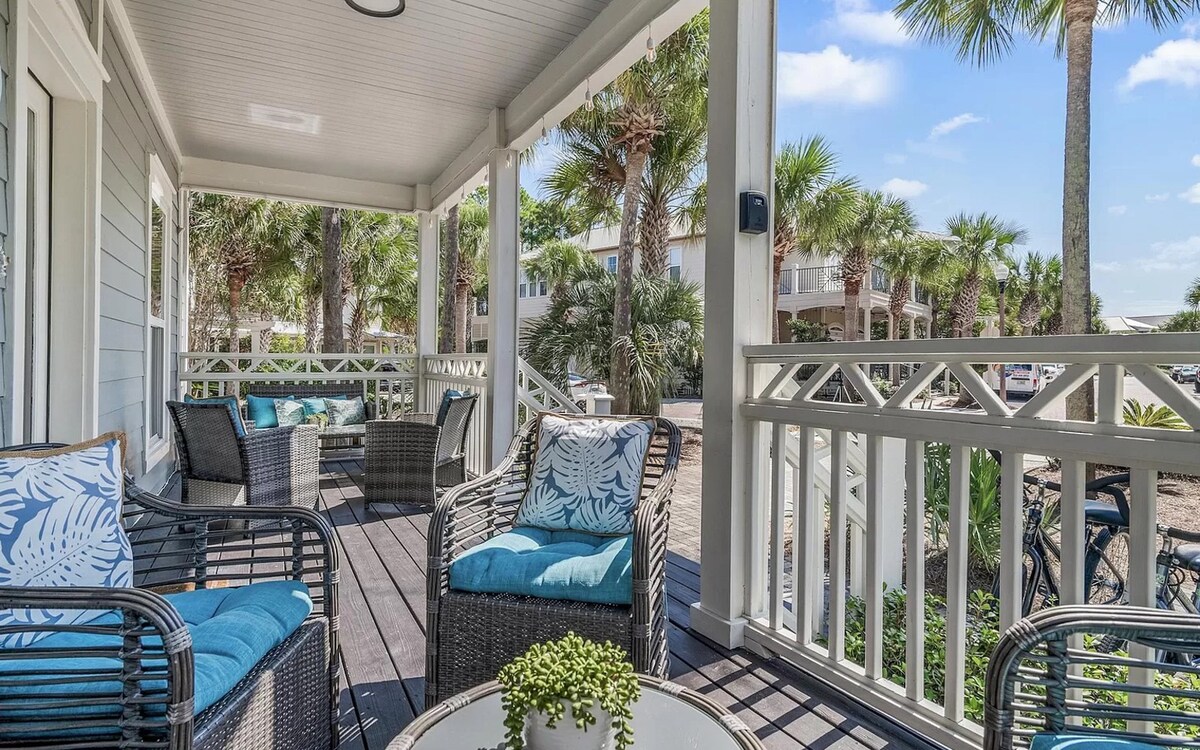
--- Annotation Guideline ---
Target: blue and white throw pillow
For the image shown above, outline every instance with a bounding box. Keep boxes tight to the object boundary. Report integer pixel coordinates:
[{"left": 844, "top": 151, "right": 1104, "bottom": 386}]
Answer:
[
  {"left": 515, "top": 414, "right": 656, "bottom": 535},
  {"left": 325, "top": 397, "right": 366, "bottom": 426},
  {"left": 275, "top": 398, "right": 306, "bottom": 427},
  {"left": 0, "top": 433, "right": 132, "bottom": 648}
]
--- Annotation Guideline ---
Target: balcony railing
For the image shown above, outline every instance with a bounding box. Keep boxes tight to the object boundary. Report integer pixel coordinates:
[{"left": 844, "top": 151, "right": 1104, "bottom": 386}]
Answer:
[
  {"left": 738, "top": 333, "right": 1200, "bottom": 750},
  {"left": 780, "top": 264, "right": 892, "bottom": 296}
]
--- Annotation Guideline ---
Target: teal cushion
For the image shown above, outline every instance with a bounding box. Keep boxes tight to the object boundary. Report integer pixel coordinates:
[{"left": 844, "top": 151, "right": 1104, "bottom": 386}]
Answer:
[
  {"left": 0, "top": 436, "right": 132, "bottom": 648},
  {"left": 186, "top": 395, "right": 247, "bottom": 436},
  {"left": 0, "top": 581, "right": 312, "bottom": 723},
  {"left": 1031, "top": 735, "right": 1160, "bottom": 750},
  {"left": 301, "top": 396, "right": 337, "bottom": 417},
  {"left": 436, "top": 389, "right": 464, "bottom": 426},
  {"left": 275, "top": 399, "right": 305, "bottom": 427},
  {"left": 246, "top": 394, "right": 289, "bottom": 429},
  {"left": 449, "top": 527, "right": 632, "bottom": 605}
]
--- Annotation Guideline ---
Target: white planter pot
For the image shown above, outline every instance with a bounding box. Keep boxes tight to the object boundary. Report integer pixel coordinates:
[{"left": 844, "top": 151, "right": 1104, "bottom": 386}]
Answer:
[{"left": 525, "top": 702, "right": 616, "bottom": 750}]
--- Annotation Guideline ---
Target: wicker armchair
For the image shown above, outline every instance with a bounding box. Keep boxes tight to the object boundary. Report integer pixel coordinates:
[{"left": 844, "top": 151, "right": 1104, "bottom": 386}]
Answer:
[
  {"left": 0, "top": 448, "right": 339, "bottom": 750},
  {"left": 425, "top": 415, "right": 682, "bottom": 708},
  {"left": 364, "top": 392, "right": 479, "bottom": 507},
  {"left": 167, "top": 401, "right": 319, "bottom": 514},
  {"left": 985, "top": 605, "right": 1200, "bottom": 750}
]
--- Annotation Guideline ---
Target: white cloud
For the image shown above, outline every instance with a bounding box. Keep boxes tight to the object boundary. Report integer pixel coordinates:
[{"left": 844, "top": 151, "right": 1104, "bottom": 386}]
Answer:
[
  {"left": 881, "top": 177, "right": 929, "bottom": 198},
  {"left": 929, "top": 113, "right": 985, "bottom": 139},
  {"left": 778, "top": 47, "right": 894, "bottom": 105},
  {"left": 1146, "top": 192, "right": 1171, "bottom": 202},
  {"left": 1181, "top": 183, "right": 1200, "bottom": 203},
  {"left": 1192, "top": 154, "right": 1200, "bottom": 167},
  {"left": 1107, "top": 204, "right": 1128, "bottom": 215},
  {"left": 1145, "top": 236, "right": 1200, "bottom": 271},
  {"left": 1120, "top": 38, "right": 1200, "bottom": 91},
  {"left": 831, "top": 0, "right": 911, "bottom": 46},
  {"left": 1184, "top": 19, "right": 1200, "bottom": 37}
]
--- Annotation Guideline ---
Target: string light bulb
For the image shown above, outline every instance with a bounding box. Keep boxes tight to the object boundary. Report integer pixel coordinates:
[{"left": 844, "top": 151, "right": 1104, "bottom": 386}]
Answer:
[
  {"left": 646, "top": 23, "right": 656, "bottom": 63},
  {"left": 540, "top": 117, "right": 550, "bottom": 146},
  {"left": 584, "top": 77, "right": 594, "bottom": 111}
]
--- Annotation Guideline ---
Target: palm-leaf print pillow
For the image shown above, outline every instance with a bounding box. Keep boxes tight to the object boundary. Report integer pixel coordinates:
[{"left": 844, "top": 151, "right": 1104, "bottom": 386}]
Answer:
[
  {"left": 515, "top": 414, "right": 656, "bottom": 535},
  {"left": 0, "top": 433, "right": 132, "bottom": 648}
]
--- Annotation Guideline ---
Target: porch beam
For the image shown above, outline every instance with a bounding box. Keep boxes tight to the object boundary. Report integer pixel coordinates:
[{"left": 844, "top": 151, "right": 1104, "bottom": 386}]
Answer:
[
  {"left": 691, "top": 0, "right": 776, "bottom": 649},
  {"left": 181, "top": 157, "right": 416, "bottom": 213},
  {"left": 486, "top": 135, "right": 520, "bottom": 468},
  {"left": 415, "top": 189, "right": 438, "bottom": 411}
]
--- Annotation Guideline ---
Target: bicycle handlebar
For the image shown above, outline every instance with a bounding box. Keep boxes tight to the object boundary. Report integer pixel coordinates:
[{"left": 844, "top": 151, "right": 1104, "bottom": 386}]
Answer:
[{"left": 1158, "top": 525, "right": 1200, "bottom": 544}]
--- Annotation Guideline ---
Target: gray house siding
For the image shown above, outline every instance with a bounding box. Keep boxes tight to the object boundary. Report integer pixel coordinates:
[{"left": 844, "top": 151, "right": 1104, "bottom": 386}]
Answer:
[{"left": 78, "top": 0, "right": 181, "bottom": 489}]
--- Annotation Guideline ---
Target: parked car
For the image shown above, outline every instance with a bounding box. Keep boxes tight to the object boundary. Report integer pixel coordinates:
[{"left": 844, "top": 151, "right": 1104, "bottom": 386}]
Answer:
[{"left": 1171, "top": 365, "right": 1198, "bottom": 383}]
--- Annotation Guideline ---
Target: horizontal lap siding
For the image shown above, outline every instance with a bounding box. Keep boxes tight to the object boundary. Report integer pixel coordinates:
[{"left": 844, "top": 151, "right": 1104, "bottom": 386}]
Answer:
[{"left": 81, "top": 0, "right": 180, "bottom": 488}]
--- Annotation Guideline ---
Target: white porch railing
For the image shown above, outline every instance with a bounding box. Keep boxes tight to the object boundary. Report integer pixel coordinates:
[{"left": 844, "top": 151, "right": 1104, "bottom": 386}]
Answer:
[
  {"left": 739, "top": 333, "right": 1200, "bottom": 750},
  {"left": 179, "top": 352, "right": 590, "bottom": 480}
]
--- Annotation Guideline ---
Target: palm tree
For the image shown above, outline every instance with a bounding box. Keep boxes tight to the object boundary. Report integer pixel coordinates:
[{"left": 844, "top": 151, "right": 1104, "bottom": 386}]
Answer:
[
  {"left": 943, "top": 213, "right": 1028, "bottom": 337},
  {"left": 188, "top": 193, "right": 280, "bottom": 354},
  {"left": 343, "top": 214, "right": 418, "bottom": 351},
  {"left": 549, "top": 14, "right": 708, "bottom": 413},
  {"left": 523, "top": 239, "right": 593, "bottom": 304},
  {"left": 454, "top": 199, "right": 489, "bottom": 353},
  {"left": 639, "top": 118, "right": 706, "bottom": 277},
  {"left": 1013, "top": 252, "right": 1049, "bottom": 335},
  {"left": 522, "top": 263, "right": 704, "bottom": 416},
  {"left": 832, "top": 191, "right": 916, "bottom": 342},
  {"left": 320, "top": 207, "right": 344, "bottom": 353},
  {"left": 772, "top": 137, "right": 859, "bottom": 342},
  {"left": 438, "top": 206, "right": 461, "bottom": 354},
  {"left": 894, "top": 0, "right": 1198, "bottom": 413},
  {"left": 1037, "top": 255, "right": 1065, "bottom": 335},
  {"left": 1186, "top": 276, "right": 1200, "bottom": 310},
  {"left": 879, "top": 232, "right": 948, "bottom": 339}
]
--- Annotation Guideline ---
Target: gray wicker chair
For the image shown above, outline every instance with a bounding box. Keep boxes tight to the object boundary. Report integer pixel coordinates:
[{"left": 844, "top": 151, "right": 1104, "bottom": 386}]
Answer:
[
  {"left": 364, "top": 392, "right": 479, "bottom": 507},
  {"left": 985, "top": 604, "right": 1200, "bottom": 750},
  {"left": 246, "top": 383, "right": 378, "bottom": 452},
  {"left": 0, "top": 444, "right": 339, "bottom": 750},
  {"left": 425, "top": 415, "right": 682, "bottom": 708},
  {"left": 167, "top": 401, "right": 319, "bottom": 514}
]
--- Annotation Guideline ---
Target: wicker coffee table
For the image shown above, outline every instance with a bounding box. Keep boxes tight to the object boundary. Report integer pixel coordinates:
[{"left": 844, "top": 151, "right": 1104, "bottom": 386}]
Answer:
[{"left": 389, "top": 674, "right": 763, "bottom": 749}]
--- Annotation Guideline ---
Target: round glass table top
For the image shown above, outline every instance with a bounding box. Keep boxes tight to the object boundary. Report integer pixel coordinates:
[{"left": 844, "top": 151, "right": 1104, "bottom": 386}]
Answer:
[{"left": 389, "top": 675, "right": 763, "bottom": 749}]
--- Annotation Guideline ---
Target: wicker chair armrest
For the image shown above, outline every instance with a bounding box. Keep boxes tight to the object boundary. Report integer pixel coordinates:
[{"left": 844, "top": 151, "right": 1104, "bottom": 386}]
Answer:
[
  {"left": 239, "top": 424, "right": 319, "bottom": 469},
  {"left": 985, "top": 605, "right": 1200, "bottom": 750},
  {"left": 124, "top": 481, "right": 339, "bottom": 616},
  {"left": 0, "top": 585, "right": 196, "bottom": 743}
]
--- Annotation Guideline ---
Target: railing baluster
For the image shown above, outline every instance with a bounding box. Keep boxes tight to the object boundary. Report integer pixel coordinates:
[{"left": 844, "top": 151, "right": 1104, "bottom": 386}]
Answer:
[
  {"left": 905, "top": 439, "right": 925, "bottom": 703},
  {"left": 747, "top": 421, "right": 769, "bottom": 620},
  {"left": 828, "top": 430, "right": 849, "bottom": 662},
  {"left": 1128, "top": 468, "right": 1158, "bottom": 735},
  {"left": 945, "top": 444, "right": 969, "bottom": 723},
  {"left": 864, "top": 435, "right": 884, "bottom": 680},
  {"left": 770, "top": 423, "right": 788, "bottom": 631},
  {"left": 999, "top": 451, "right": 1025, "bottom": 631},
  {"left": 794, "top": 427, "right": 817, "bottom": 645},
  {"left": 1059, "top": 458, "right": 1086, "bottom": 724}
]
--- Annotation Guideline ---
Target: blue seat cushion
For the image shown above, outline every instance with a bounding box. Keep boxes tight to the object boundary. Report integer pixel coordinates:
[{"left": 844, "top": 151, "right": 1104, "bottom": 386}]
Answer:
[
  {"left": 436, "top": 389, "right": 463, "bottom": 427},
  {"left": 449, "top": 527, "right": 632, "bottom": 605},
  {"left": 187, "top": 394, "right": 248, "bottom": 436},
  {"left": 0, "top": 581, "right": 312, "bottom": 721},
  {"left": 1031, "top": 735, "right": 1160, "bottom": 750},
  {"left": 246, "top": 393, "right": 290, "bottom": 429}
]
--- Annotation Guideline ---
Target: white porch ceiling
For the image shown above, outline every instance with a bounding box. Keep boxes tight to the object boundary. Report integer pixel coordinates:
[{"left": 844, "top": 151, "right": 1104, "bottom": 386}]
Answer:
[{"left": 121, "top": 0, "right": 612, "bottom": 189}]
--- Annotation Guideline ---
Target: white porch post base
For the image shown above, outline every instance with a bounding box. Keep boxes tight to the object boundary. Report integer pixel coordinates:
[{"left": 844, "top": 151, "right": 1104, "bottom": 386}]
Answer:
[{"left": 689, "top": 602, "right": 747, "bottom": 649}]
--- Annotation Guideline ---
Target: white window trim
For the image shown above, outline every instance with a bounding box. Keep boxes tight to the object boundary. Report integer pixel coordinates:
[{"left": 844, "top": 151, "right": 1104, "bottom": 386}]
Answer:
[{"left": 144, "top": 153, "right": 174, "bottom": 471}]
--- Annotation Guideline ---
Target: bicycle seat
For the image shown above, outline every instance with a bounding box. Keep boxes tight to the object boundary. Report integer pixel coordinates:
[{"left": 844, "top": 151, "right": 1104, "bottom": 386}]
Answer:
[
  {"left": 1173, "top": 544, "right": 1200, "bottom": 573},
  {"left": 1084, "top": 500, "right": 1125, "bottom": 527}
]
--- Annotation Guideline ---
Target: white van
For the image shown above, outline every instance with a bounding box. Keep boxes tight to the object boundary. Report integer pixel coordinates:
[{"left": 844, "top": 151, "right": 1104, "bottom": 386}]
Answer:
[{"left": 992, "top": 363, "right": 1048, "bottom": 397}]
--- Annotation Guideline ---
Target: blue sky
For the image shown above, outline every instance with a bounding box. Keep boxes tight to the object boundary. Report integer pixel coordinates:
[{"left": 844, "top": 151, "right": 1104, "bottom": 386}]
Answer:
[{"left": 524, "top": 3, "right": 1200, "bottom": 316}]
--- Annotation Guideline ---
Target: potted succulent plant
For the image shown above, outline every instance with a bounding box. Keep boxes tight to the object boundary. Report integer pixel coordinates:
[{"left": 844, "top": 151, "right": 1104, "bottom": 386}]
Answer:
[{"left": 498, "top": 632, "right": 640, "bottom": 750}]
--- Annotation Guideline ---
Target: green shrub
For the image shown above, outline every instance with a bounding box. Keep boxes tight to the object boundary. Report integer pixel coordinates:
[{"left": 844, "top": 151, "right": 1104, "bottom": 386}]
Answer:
[
  {"left": 924, "top": 445, "right": 1004, "bottom": 573},
  {"left": 1123, "top": 398, "right": 1187, "bottom": 430}
]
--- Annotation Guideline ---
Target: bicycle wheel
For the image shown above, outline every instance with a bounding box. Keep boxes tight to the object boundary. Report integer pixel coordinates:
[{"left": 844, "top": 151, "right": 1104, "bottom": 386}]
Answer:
[{"left": 1089, "top": 530, "right": 1130, "bottom": 606}]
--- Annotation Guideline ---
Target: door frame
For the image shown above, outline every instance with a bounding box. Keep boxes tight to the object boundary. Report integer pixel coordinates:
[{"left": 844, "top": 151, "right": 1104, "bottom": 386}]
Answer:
[
  {"left": 10, "top": 0, "right": 106, "bottom": 444},
  {"left": 22, "top": 73, "right": 51, "bottom": 442}
]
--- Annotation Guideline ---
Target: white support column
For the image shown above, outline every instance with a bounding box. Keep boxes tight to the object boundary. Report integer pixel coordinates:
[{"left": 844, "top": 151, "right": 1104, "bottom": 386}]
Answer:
[
  {"left": 908, "top": 314, "right": 917, "bottom": 340},
  {"left": 415, "top": 198, "right": 438, "bottom": 411},
  {"left": 486, "top": 133, "right": 520, "bottom": 469},
  {"left": 691, "top": 0, "right": 776, "bottom": 650}
]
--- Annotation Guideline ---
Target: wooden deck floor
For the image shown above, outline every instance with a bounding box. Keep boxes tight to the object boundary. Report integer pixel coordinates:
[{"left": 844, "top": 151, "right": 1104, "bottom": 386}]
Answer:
[{"left": 311, "top": 457, "right": 925, "bottom": 750}]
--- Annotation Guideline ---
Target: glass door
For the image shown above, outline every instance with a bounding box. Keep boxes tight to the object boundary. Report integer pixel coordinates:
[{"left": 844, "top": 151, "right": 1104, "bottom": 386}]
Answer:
[{"left": 24, "top": 73, "right": 51, "bottom": 443}]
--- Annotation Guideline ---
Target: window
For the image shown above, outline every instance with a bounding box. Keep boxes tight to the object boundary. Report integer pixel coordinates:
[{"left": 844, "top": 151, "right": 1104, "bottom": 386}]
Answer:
[
  {"left": 145, "top": 155, "right": 173, "bottom": 466},
  {"left": 539, "top": 278, "right": 548, "bottom": 297},
  {"left": 519, "top": 272, "right": 528, "bottom": 299},
  {"left": 668, "top": 247, "right": 682, "bottom": 282},
  {"left": 606, "top": 254, "right": 618, "bottom": 274}
]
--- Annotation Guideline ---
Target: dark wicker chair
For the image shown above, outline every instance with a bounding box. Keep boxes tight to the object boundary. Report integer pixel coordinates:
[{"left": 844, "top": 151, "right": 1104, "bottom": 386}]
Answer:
[
  {"left": 425, "top": 415, "right": 682, "bottom": 708},
  {"left": 0, "top": 445, "right": 339, "bottom": 750},
  {"left": 985, "top": 605, "right": 1200, "bottom": 750},
  {"left": 246, "top": 383, "right": 378, "bottom": 452},
  {"left": 364, "top": 393, "right": 479, "bottom": 507},
  {"left": 167, "top": 401, "right": 319, "bottom": 515}
]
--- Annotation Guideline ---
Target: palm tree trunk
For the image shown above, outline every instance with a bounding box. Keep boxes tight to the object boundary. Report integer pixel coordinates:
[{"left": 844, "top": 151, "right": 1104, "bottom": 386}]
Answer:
[
  {"left": 439, "top": 206, "right": 459, "bottom": 354},
  {"left": 1062, "top": 0, "right": 1097, "bottom": 422},
  {"left": 771, "top": 241, "right": 787, "bottom": 344},
  {"left": 453, "top": 282, "right": 470, "bottom": 354},
  {"left": 639, "top": 196, "right": 671, "bottom": 277},
  {"left": 611, "top": 148, "right": 650, "bottom": 414},
  {"left": 304, "top": 295, "right": 321, "bottom": 353},
  {"left": 227, "top": 274, "right": 244, "bottom": 355},
  {"left": 321, "top": 207, "right": 345, "bottom": 353},
  {"left": 843, "top": 284, "right": 863, "bottom": 343},
  {"left": 349, "top": 302, "right": 367, "bottom": 353}
]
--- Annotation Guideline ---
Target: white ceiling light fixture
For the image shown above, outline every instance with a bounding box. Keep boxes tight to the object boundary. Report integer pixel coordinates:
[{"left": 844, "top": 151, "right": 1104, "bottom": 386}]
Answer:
[{"left": 345, "top": 0, "right": 405, "bottom": 18}]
